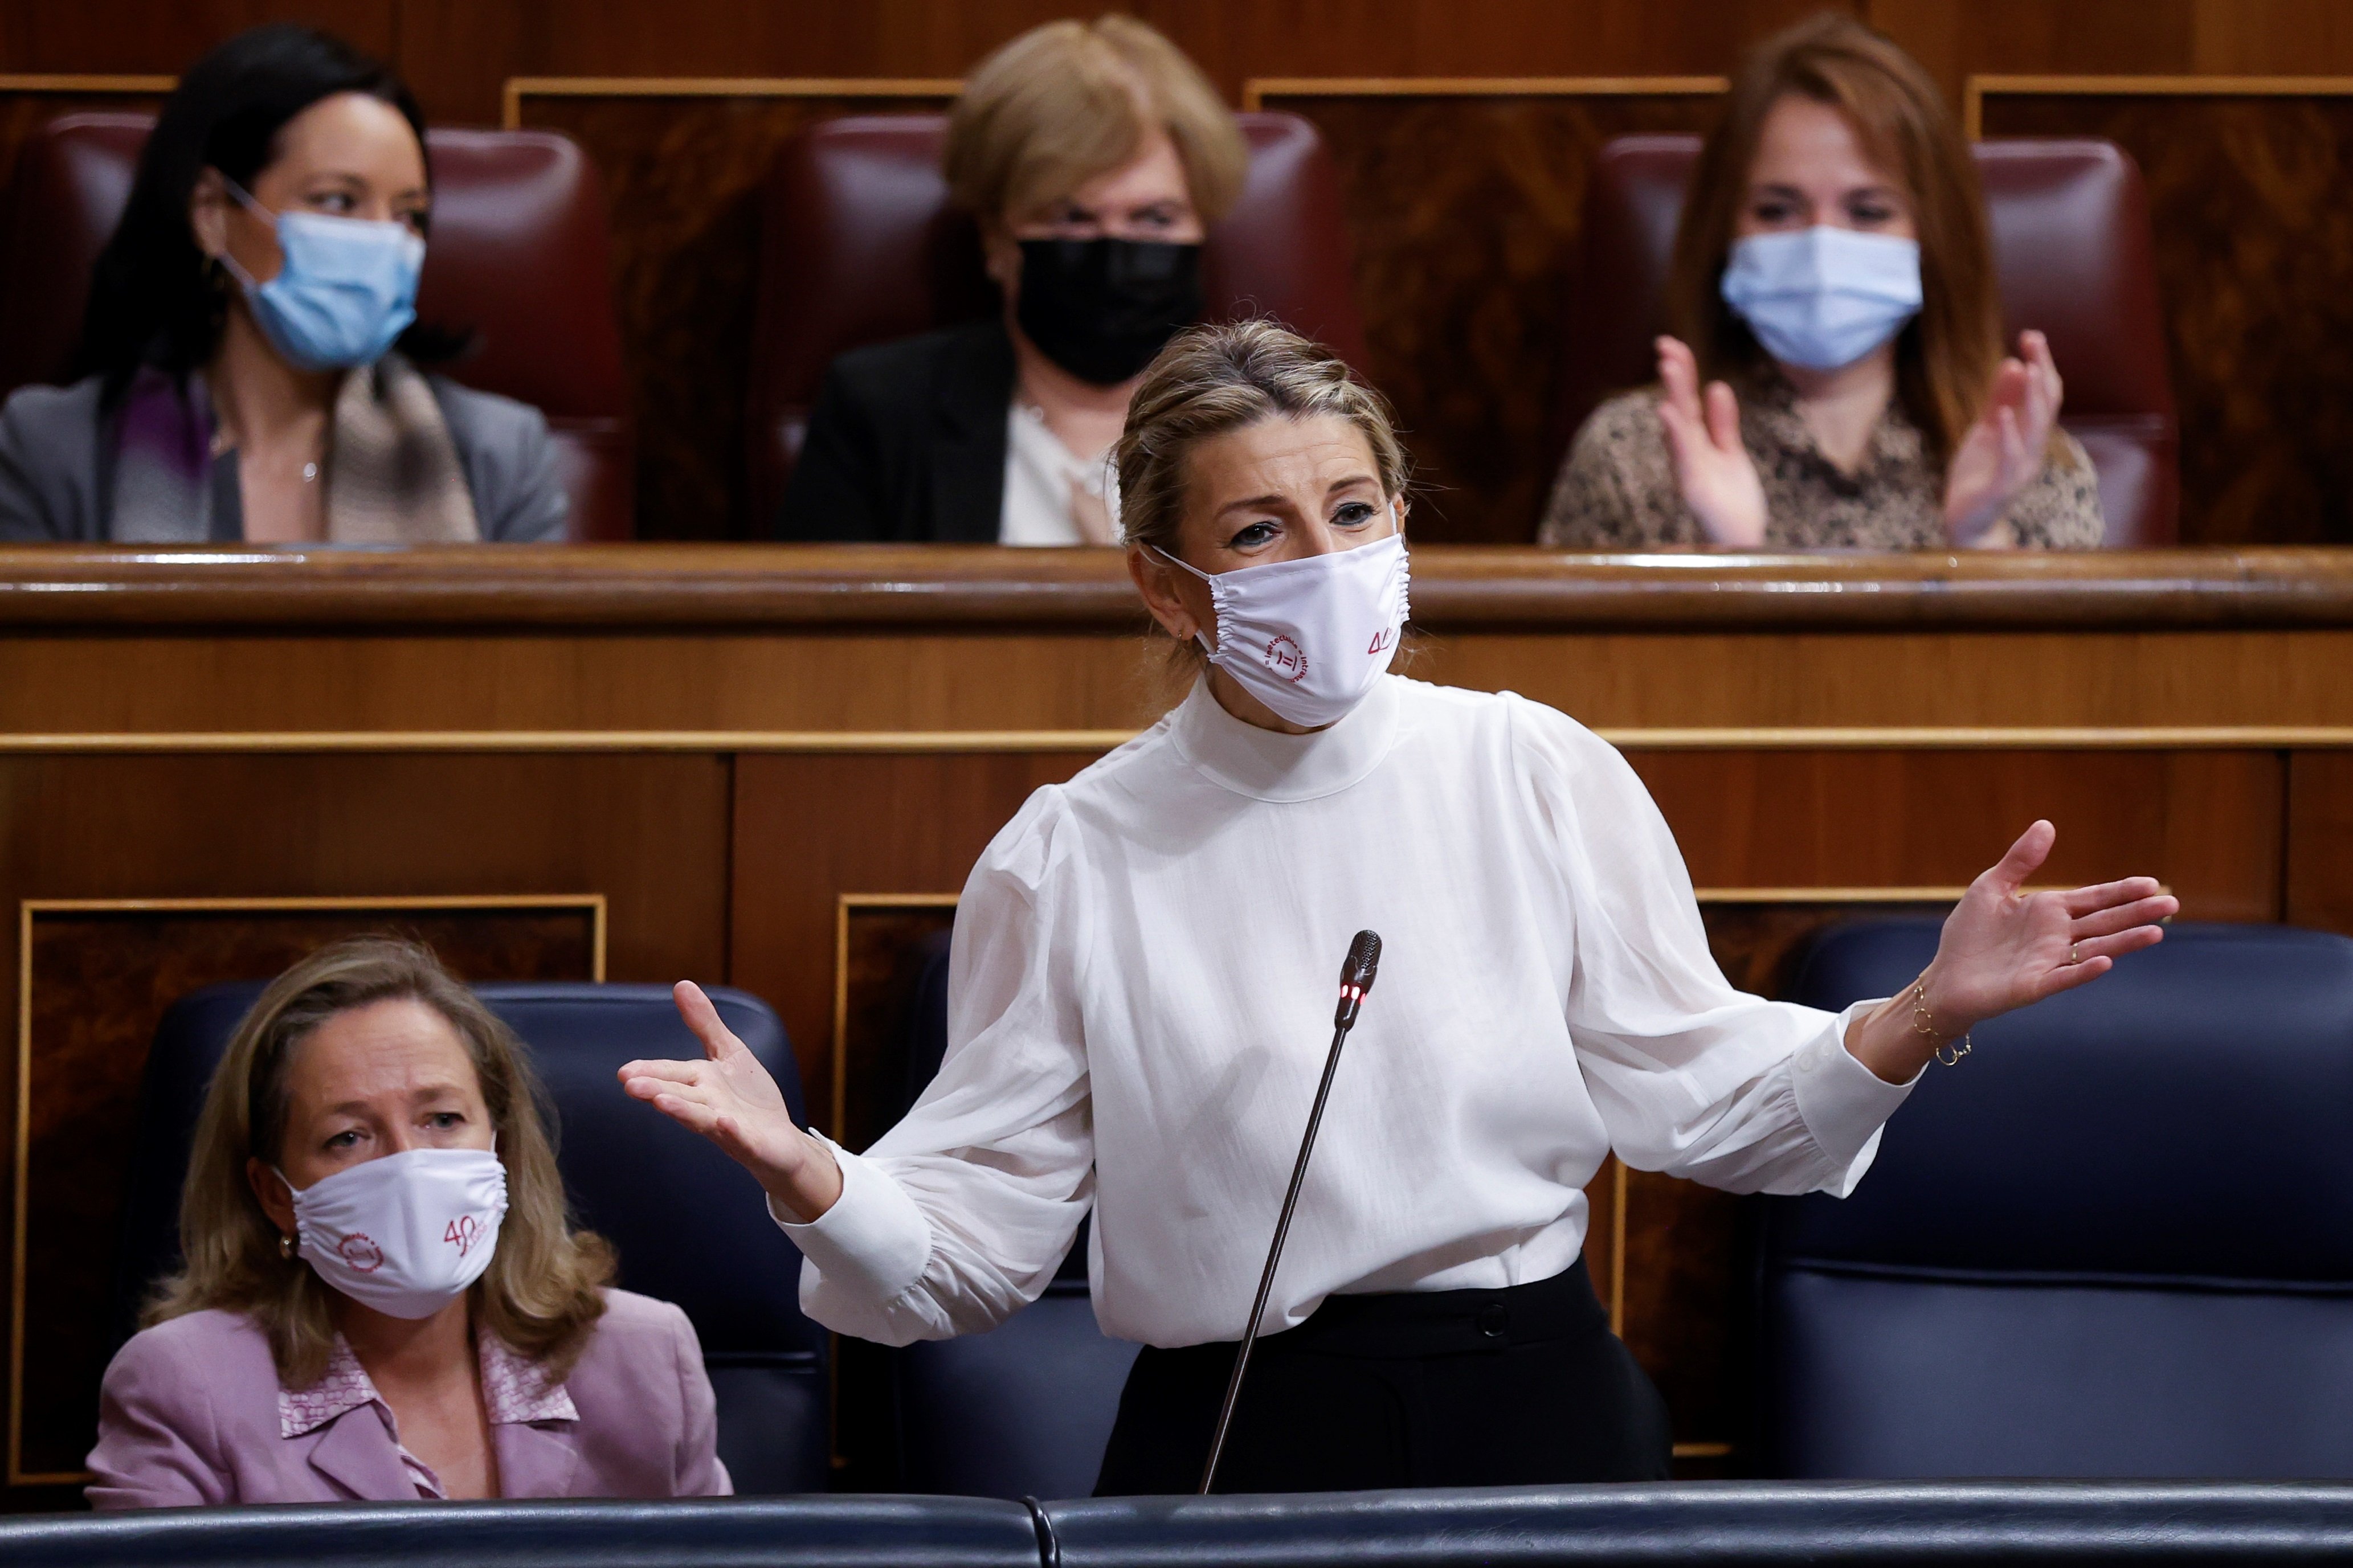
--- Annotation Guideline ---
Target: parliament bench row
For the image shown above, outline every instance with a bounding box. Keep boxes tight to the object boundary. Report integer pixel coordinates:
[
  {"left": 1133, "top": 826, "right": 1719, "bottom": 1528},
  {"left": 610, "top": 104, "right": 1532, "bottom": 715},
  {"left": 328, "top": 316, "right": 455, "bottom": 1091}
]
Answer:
[
  {"left": 0, "top": 112, "right": 2178, "bottom": 543},
  {"left": 76, "top": 919, "right": 2353, "bottom": 1499},
  {"left": 15, "top": 1483, "right": 2353, "bottom": 1564}
]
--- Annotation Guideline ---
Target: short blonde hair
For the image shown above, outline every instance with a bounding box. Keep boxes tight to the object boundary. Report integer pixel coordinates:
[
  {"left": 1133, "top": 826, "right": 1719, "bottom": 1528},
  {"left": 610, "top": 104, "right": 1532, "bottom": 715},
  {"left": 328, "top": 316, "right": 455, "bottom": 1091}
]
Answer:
[
  {"left": 945, "top": 16, "right": 1248, "bottom": 228},
  {"left": 146, "top": 936, "right": 612, "bottom": 1389}
]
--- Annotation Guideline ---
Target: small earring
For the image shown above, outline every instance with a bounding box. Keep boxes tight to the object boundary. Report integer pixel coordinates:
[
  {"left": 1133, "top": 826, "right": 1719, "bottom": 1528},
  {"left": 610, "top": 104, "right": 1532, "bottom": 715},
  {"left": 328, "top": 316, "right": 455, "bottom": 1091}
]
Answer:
[{"left": 278, "top": 1233, "right": 295, "bottom": 1260}]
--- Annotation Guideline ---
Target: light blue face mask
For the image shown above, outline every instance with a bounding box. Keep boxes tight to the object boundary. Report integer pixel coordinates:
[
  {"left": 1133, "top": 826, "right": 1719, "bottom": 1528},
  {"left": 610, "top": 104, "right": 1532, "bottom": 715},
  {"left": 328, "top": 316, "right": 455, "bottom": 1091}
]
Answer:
[
  {"left": 219, "top": 181, "right": 426, "bottom": 372},
  {"left": 1719, "top": 226, "right": 1922, "bottom": 372}
]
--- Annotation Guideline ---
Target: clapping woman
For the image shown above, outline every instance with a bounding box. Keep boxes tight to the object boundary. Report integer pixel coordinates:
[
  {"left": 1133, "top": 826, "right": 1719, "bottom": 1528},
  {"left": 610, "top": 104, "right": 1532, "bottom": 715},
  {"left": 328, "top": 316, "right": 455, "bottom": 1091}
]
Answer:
[{"left": 1541, "top": 14, "right": 2103, "bottom": 550}]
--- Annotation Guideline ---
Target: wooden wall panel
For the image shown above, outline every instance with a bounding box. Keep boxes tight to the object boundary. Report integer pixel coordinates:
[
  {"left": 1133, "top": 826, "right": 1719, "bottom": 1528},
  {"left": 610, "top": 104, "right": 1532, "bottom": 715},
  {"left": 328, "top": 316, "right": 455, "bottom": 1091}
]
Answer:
[
  {"left": 2286, "top": 750, "right": 2353, "bottom": 936},
  {"left": 3, "top": 622, "right": 2348, "bottom": 739},
  {"left": 0, "top": 2, "right": 392, "bottom": 81},
  {"left": 1629, "top": 748, "right": 2285, "bottom": 919},
  {"left": 728, "top": 751, "right": 1102, "bottom": 1119},
  {"left": 1256, "top": 88, "right": 1725, "bottom": 543},
  {"left": 1868, "top": 0, "right": 2353, "bottom": 104},
  {"left": 515, "top": 89, "right": 957, "bottom": 541},
  {"left": 384, "top": 1, "right": 1849, "bottom": 127},
  {"left": 1979, "top": 88, "right": 2353, "bottom": 546}
]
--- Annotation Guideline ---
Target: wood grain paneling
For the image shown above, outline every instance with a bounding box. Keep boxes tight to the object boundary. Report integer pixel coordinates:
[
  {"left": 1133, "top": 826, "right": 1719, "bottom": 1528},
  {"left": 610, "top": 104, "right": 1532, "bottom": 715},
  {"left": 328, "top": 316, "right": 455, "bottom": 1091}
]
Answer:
[
  {"left": 513, "top": 88, "right": 957, "bottom": 541},
  {"left": 1627, "top": 748, "right": 2285, "bottom": 918},
  {"left": 1253, "top": 87, "right": 1725, "bottom": 543},
  {"left": 2286, "top": 750, "right": 2353, "bottom": 937},
  {"left": 729, "top": 751, "right": 1101, "bottom": 1117},
  {"left": 1979, "top": 87, "right": 2353, "bottom": 546},
  {"left": 12, "top": 900, "right": 599, "bottom": 1483}
]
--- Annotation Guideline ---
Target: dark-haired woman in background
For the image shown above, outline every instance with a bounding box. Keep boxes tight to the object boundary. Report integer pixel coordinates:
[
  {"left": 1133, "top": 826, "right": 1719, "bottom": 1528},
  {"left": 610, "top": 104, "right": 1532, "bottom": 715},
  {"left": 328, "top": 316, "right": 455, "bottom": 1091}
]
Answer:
[
  {"left": 1540, "top": 14, "right": 2102, "bottom": 550},
  {"left": 0, "top": 24, "right": 567, "bottom": 542}
]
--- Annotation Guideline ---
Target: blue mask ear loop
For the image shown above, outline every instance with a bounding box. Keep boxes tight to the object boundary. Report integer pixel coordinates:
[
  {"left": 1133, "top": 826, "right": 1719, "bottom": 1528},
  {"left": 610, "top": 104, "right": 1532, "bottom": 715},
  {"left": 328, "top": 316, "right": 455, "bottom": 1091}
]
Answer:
[{"left": 209, "top": 177, "right": 279, "bottom": 295}]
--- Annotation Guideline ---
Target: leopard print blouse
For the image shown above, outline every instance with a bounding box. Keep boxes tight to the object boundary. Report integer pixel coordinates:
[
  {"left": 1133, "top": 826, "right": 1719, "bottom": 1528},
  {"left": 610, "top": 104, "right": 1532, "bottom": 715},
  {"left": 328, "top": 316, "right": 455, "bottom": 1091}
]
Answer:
[{"left": 1537, "top": 374, "right": 2105, "bottom": 550}]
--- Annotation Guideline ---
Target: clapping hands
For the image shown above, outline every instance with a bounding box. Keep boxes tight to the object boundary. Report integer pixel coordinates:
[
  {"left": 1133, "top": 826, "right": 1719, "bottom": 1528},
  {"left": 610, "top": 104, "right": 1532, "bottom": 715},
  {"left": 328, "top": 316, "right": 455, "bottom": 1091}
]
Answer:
[
  {"left": 1654, "top": 335, "right": 1769, "bottom": 547},
  {"left": 1943, "top": 330, "right": 2064, "bottom": 545}
]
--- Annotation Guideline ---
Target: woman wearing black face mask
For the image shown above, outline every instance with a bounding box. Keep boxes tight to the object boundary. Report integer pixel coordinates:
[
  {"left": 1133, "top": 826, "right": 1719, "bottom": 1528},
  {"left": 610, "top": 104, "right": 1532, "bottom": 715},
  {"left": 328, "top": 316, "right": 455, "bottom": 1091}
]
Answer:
[{"left": 774, "top": 15, "right": 1245, "bottom": 545}]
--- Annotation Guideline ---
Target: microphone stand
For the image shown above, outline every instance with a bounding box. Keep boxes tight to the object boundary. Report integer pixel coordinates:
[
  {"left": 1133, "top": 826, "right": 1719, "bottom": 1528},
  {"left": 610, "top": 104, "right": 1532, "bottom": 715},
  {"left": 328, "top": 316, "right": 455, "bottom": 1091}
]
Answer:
[{"left": 1199, "top": 931, "right": 1382, "bottom": 1495}]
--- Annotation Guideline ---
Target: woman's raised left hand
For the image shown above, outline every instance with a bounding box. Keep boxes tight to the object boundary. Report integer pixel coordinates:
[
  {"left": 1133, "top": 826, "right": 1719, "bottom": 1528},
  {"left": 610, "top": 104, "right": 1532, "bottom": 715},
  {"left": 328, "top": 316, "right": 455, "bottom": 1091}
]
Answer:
[
  {"left": 1942, "top": 330, "right": 2064, "bottom": 546},
  {"left": 1845, "top": 820, "right": 2177, "bottom": 1083}
]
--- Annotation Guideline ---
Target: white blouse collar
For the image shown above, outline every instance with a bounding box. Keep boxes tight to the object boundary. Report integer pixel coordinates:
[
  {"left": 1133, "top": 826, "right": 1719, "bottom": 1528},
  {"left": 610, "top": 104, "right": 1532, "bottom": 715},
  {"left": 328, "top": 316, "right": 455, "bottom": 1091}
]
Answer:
[{"left": 1168, "top": 672, "right": 1404, "bottom": 803}]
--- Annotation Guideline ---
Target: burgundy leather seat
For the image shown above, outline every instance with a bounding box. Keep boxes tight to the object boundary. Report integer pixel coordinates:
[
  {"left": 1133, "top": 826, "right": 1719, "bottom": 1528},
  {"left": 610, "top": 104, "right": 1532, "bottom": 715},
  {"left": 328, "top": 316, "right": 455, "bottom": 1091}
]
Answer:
[
  {"left": 0, "top": 113, "right": 633, "bottom": 540},
  {"left": 1551, "top": 135, "right": 2177, "bottom": 546},
  {"left": 745, "top": 112, "right": 1369, "bottom": 527}
]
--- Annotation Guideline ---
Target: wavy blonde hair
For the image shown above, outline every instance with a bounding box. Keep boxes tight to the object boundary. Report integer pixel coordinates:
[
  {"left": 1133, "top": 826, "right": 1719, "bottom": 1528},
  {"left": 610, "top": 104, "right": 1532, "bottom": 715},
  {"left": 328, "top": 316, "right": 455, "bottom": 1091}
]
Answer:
[
  {"left": 146, "top": 936, "right": 612, "bottom": 1389},
  {"left": 945, "top": 15, "right": 1248, "bottom": 227}
]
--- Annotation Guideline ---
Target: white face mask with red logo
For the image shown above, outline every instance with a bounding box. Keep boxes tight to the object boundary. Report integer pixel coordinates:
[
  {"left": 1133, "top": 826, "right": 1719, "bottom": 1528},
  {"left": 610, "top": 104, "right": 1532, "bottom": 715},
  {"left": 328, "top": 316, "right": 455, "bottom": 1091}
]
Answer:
[
  {"left": 1153, "top": 522, "right": 1410, "bottom": 729},
  {"left": 279, "top": 1146, "right": 508, "bottom": 1319}
]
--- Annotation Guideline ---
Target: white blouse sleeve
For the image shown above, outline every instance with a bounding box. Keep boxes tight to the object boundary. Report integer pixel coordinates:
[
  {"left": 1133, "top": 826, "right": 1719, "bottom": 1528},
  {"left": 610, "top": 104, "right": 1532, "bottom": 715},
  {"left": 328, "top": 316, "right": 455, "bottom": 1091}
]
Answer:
[
  {"left": 1510, "top": 697, "right": 1918, "bottom": 1196},
  {"left": 775, "top": 787, "right": 1097, "bottom": 1345}
]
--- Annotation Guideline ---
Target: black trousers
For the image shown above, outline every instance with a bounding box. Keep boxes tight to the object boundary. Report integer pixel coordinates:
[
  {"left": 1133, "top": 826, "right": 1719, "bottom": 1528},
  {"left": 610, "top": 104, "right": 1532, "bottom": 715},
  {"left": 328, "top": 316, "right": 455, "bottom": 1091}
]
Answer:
[{"left": 1094, "top": 1259, "right": 1672, "bottom": 1495}]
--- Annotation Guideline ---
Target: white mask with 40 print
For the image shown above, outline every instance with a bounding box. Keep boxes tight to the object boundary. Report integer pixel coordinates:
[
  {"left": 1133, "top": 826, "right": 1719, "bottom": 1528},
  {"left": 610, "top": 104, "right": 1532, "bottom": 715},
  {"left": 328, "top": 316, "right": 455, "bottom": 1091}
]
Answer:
[
  {"left": 280, "top": 1147, "right": 508, "bottom": 1319},
  {"left": 1720, "top": 226, "right": 1923, "bottom": 371},
  {"left": 1154, "top": 523, "right": 1410, "bottom": 728}
]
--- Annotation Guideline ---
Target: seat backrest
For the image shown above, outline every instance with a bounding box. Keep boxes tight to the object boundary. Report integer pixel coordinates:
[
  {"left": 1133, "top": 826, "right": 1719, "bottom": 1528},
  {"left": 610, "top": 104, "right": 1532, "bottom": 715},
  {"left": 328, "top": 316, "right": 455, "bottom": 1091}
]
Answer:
[
  {"left": 745, "top": 112, "right": 1369, "bottom": 526},
  {"left": 1553, "top": 135, "right": 2177, "bottom": 546},
  {"left": 1765, "top": 920, "right": 2353, "bottom": 1478},
  {"left": 113, "top": 979, "right": 827, "bottom": 1494},
  {"left": 880, "top": 934, "right": 1138, "bottom": 1499},
  {"left": 0, "top": 113, "right": 634, "bottom": 539}
]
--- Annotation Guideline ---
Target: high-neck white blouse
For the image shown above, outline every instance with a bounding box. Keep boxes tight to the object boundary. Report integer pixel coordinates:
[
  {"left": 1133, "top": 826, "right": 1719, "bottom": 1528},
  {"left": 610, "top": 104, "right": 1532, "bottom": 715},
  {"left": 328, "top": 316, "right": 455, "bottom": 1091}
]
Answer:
[{"left": 779, "top": 675, "right": 1915, "bottom": 1348}]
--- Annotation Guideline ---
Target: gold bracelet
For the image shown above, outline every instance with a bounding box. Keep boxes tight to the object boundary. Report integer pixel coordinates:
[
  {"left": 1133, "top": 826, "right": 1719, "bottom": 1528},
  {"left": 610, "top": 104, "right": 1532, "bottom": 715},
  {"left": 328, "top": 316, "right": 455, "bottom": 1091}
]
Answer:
[{"left": 1910, "top": 979, "right": 1971, "bottom": 1067}]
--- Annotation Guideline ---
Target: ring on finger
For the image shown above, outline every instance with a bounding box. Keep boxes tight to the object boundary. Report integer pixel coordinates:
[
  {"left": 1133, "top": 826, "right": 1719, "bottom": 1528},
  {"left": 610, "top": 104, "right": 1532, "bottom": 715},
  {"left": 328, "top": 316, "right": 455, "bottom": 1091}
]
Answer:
[{"left": 2066, "top": 941, "right": 2081, "bottom": 966}]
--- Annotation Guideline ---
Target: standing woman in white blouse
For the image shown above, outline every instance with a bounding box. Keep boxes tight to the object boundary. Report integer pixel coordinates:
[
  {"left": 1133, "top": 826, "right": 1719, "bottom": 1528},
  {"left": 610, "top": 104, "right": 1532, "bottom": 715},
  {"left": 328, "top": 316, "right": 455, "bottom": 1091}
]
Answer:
[{"left": 626, "top": 322, "right": 2176, "bottom": 1493}]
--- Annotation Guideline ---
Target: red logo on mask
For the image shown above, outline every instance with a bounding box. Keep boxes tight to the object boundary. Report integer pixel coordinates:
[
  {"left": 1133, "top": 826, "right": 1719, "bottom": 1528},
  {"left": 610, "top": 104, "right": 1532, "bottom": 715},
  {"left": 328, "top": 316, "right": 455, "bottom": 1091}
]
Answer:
[
  {"left": 444, "top": 1214, "right": 486, "bottom": 1256},
  {"left": 1262, "top": 634, "right": 1308, "bottom": 682},
  {"left": 336, "top": 1233, "right": 385, "bottom": 1272},
  {"left": 1367, "top": 626, "right": 1395, "bottom": 655}
]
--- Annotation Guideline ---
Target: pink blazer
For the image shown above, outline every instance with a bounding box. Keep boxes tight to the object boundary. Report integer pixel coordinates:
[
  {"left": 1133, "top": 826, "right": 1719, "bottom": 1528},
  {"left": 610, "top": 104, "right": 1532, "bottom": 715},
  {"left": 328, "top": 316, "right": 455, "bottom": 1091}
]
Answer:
[{"left": 85, "top": 1288, "right": 732, "bottom": 1507}]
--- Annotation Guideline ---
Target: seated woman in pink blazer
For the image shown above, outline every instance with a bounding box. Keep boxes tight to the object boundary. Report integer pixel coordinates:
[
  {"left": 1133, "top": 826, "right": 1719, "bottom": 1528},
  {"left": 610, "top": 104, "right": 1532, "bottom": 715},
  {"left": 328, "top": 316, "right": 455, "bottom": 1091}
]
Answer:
[{"left": 88, "top": 936, "right": 731, "bottom": 1506}]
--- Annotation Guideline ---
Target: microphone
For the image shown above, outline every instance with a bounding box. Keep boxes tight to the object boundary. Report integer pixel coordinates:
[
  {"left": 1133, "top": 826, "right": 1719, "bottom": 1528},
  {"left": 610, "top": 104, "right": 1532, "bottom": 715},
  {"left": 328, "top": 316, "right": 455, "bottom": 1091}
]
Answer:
[{"left": 1199, "top": 930, "right": 1383, "bottom": 1495}]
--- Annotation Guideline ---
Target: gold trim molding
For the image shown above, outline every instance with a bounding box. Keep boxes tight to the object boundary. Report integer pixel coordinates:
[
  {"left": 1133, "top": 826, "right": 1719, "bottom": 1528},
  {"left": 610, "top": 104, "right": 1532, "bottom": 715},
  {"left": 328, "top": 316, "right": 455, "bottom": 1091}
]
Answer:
[
  {"left": 1242, "top": 75, "right": 1725, "bottom": 110},
  {"left": 1964, "top": 72, "right": 2353, "bottom": 138},
  {"left": 502, "top": 75, "right": 961, "bottom": 130},
  {"left": 9, "top": 893, "right": 606, "bottom": 1487},
  {"left": 0, "top": 74, "right": 175, "bottom": 95},
  {"left": 0, "top": 726, "right": 2343, "bottom": 755}
]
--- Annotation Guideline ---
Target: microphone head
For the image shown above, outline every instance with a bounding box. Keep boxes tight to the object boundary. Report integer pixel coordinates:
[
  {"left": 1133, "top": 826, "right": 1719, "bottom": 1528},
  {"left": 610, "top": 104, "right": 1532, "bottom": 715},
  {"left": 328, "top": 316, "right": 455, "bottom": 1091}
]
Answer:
[{"left": 1342, "top": 930, "right": 1383, "bottom": 993}]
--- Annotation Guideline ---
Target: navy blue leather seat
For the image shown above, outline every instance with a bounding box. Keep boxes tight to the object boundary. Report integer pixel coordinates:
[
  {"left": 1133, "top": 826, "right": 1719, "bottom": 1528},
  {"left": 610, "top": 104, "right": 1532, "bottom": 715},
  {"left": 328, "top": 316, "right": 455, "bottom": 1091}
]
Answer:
[
  {"left": 1767, "top": 919, "right": 2353, "bottom": 1479},
  {"left": 112, "top": 981, "right": 828, "bottom": 1495},
  {"left": 884, "top": 934, "right": 1139, "bottom": 1500},
  {"left": 0, "top": 1497, "right": 1043, "bottom": 1566},
  {"left": 10, "top": 1485, "right": 2353, "bottom": 1563},
  {"left": 1040, "top": 1483, "right": 2353, "bottom": 1562}
]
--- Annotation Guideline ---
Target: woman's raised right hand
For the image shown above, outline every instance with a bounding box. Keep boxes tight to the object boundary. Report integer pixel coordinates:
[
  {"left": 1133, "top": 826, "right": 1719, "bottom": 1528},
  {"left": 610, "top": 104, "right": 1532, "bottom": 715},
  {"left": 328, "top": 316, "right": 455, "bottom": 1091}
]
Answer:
[
  {"left": 1654, "top": 335, "right": 1769, "bottom": 547},
  {"left": 619, "top": 981, "right": 844, "bottom": 1222}
]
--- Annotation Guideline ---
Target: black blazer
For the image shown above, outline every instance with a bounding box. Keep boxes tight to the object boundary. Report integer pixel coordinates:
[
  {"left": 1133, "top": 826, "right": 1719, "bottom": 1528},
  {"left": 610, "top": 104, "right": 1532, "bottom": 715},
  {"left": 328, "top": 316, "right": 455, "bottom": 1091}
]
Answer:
[{"left": 774, "top": 318, "right": 1015, "bottom": 542}]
